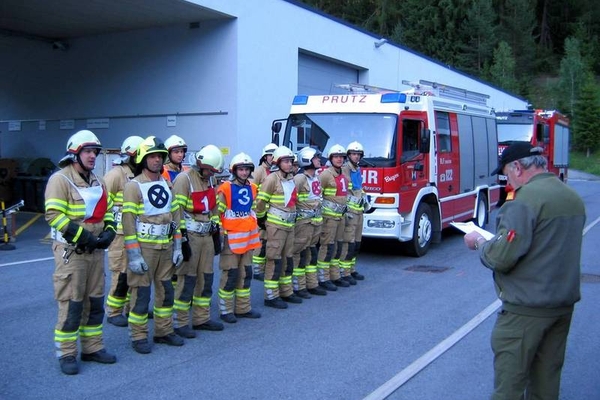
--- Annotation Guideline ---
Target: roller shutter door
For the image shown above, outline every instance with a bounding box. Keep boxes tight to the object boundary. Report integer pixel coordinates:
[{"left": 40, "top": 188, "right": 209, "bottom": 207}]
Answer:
[{"left": 298, "top": 53, "right": 359, "bottom": 95}]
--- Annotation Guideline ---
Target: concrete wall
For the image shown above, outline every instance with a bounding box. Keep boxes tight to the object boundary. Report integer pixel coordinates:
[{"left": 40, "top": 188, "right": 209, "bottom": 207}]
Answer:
[{"left": 0, "top": 0, "right": 527, "bottom": 169}]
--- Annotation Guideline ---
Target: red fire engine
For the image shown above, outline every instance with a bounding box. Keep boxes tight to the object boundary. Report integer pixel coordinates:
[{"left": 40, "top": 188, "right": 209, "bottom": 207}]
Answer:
[
  {"left": 272, "top": 80, "right": 501, "bottom": 256},
  {"left": 495, "top": 109, "right": 570, "bottom": 204}
]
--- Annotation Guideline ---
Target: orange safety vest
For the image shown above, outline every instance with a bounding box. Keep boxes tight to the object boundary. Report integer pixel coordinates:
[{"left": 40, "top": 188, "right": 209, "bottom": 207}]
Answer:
[{"left": 218, "top": 181, "right": 260, "bottom": 254}]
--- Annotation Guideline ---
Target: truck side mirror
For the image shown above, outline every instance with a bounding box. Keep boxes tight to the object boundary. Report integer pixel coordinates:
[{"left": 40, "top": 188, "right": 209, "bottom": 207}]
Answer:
[
  {"left": 420, "top": 128, "right": 431, "bottom": 154},
  {"left": 272, "top": 121, "right": 282, "bottom": 134}
]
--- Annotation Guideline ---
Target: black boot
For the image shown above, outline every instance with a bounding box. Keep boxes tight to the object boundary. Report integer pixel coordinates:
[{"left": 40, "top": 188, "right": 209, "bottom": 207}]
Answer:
[
  {"left": 308, "top": 286, "right": 327, "bottom": 296},
  {"left": 319, "top": 281, "right": 338, "bottom": 291},
  {"left": 59, "top": 356, "right": 79, "bottom": 375},
  {"left": 81, "top": 349, "right": 117, "bottom": 364},
  {"left": 264, "top": 297, "right": 288, "bottom": 309},
  {"left": 282, "top": 293, "right": 303, "bottom": 304},
  {"left": 333, "top": 279, "right": 350, "bottom": 288},
  {"left": 294, "top": 289, "right": 312, "bottom": 299},
  {"left": 235, "top": 309, "right": 262, "bottom": 319},
  {"left": 107, "top": 314, "right": 128, "bottom": 327},
  {"left": 153, "top": 333, "right": 184, "bottom": 346},
  {"left": 193, "top": 320, "right": 225, "bottom": 331},
  {"left": 132, "top": 339, "right": 152, "bottom": 354},
  {"left": 351, "top": 271, "right": 365, "bottom": 280},
  {"left": 220, "top": 313, "right": 238, "bottom": 324},
  {"left": 174, "top": 326, "right": 197, "bottom": 338},
  {"left": 343, "top": 275, "right": 357, "bottom": 285}
]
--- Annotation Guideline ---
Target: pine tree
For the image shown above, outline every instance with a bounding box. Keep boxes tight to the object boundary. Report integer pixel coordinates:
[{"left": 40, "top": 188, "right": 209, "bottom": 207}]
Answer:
[
  {"left": 572, "top": 76, "right": 600, "bottom": 156},
  {"left": 489, "top": 41, "right": 520, "bottom": 93},
  {"left": 455, "top": 0, "right": 499, "bottom": 75},
  {"left": 558, "top": 37, "right": 590, "bottom": 116}
]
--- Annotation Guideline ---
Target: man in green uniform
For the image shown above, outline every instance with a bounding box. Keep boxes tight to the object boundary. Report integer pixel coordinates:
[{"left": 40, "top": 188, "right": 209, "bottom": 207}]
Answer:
[{"left": 464, "top": 142, "right": 585, "bottom": 400}]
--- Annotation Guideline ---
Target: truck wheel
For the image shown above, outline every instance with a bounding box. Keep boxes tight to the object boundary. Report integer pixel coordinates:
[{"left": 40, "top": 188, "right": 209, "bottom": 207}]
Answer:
[
  {"left": 473, "top": 193, "right": 488, "bottom": 228},
  {"left": 403, "top": 203, "right": 432, "bottom": 257}
]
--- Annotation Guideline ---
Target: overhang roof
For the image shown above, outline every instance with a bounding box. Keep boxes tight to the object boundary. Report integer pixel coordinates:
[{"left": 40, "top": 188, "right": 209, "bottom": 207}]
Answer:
[{"left": 0, "top": 0, "right": 230, "bottom": 42}]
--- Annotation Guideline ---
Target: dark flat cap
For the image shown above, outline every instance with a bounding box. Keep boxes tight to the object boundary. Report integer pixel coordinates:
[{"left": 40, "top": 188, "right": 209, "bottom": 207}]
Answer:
[{"left": 491, "top": 142, "right": 543, "bottom": 175}]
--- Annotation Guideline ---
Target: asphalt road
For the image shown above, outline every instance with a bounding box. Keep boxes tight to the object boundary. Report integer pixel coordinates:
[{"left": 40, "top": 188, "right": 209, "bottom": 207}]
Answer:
[{"left": 1, "top": 174, "right": 598, "bottom": 400}]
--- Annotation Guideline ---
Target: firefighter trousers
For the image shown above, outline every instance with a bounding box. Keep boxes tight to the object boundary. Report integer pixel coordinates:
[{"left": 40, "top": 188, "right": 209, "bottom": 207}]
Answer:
[
  {"left": 127, "top": 245, "right": 175, "bottom": 340},
  {"left": 317, "top": 216, "right": 345, "bottom": 282},
  {"left": 252, "top": 228, "right": 267, "bottom": 276},
  {"left": 292, "top": 219, "right": 321, "bottom": 291},
  {"left": 174, "top": 233, "right": 215, "bottom": 327},
  {"left": 52, "top": 242, "right": 106, "bottom": 358},
  {"left": 106, "top": 234, "right": 130, "bottom": 317},
  {"left": 264, "top": 224, "right": 294, "bottom": 299},
  {"left": 219, "top": 236, "right": 254, "bottom": 315}
]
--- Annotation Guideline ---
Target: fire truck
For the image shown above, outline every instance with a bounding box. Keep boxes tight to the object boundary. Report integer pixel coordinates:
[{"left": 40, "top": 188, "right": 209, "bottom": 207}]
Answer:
[
  {"left": 495, "top": 109, "right": 570, "bottom": 204},
  {"left": 271, "top": 80, "right": 500, "bottom": 256}
]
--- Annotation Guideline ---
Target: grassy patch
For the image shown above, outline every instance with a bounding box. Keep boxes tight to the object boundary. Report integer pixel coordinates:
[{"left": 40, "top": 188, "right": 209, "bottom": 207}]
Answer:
[{"left": 570, "top": 151, "right": 600, "bottom": 176}]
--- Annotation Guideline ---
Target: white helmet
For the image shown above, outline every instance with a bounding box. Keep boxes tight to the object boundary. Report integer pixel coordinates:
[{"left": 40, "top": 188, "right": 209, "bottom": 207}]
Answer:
[
  {"left": 165, "top": 135, "right": 188, "bottom": 152},
  {"left": 326, "top": 144, "right": 346, "bottom": 159},
  {"left": 261, "top": 143, "right": 278, "bottom": 157},
  {"left": 230, "top": 152, "right": 255, "bottom": 173},
  {"left": 196, "top": 144, "right": 224, "bottom": 172},
  {"left": 59, "top": 130, "right": 102, "bottom": 168},
  {"left": 272, "top": 145, "right": 294, "bottom": 165},
  {"left": 347, "top": 141, "right": 364, "bottom": 156},
  {"left": 121, "top": 136, "right": 145, "bottom": 157},
  {"left": 297, "top": 147, "right": 321, "bottom": 168}
]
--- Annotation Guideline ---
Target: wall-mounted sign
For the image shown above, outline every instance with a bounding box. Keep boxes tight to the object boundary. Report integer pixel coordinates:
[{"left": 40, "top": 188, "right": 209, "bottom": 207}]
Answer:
[
  {"left": 60, "top": 119, "right": 75, "bottom": 130},
  {"left": 39, "top": 120, "right": 46, "bottom": 130},
  {"left": 87, "top": 118, "right": 110, "bottom": 129},
  {"left": 8, "top": 121, "right": 21, "bottom": 131},
  {"left": 167, "top": 116, "right": 177, "bottom": 127}
]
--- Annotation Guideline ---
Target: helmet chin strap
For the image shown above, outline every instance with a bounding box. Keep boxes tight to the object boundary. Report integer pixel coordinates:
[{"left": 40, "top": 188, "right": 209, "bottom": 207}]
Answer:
[{"left": 76, "top": 154, "right": 94, "bottom": 172}]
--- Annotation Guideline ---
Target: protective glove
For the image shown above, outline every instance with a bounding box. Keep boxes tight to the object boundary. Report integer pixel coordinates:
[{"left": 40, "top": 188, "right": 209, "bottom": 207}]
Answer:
[
  {"left": 257, "top": 216, "right": 267, "bottom": 230},
  {"left": 212, "top": 225, "right": 222, "bottom": 255},
  {"left": 172, "top": 237, "right": 184, "bottom": 268},
  {"left": 181, "top": 229, "right": 192, "bottom": 261},
  {"left": 127, "top": 246, "right": 148, "bottom": 275},
  {"left": 63, "top": 222, "right": 98, "bottom": 254},
  {"left": 96, "top": 222, "right": 117, "bottom": 249}
]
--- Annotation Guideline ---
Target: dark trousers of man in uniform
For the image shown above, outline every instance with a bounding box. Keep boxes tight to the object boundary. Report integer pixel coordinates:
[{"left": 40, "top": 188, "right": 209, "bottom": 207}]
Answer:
[
  {"left": 128, "top": 245, "right": 176, "bottom": 340},
  {"left": 52, "top": 244, "right": 106, "bottom": 358},
  {"left": 491, "top": 309, "right": 573, "bottom": 400}
]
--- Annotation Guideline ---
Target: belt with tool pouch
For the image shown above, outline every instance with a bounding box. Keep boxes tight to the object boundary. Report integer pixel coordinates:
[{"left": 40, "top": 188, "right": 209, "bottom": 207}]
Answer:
[
  {"left": 185, "top": 219, "right": 213, "bottom": 235},
  {"left": 322, "top": 199, "right": 347, "bottom": 214},
  {"left": 296, "top": 208, "right": 322, "bottom": 220},
  {"left": 267, "top": 207, "right": 297, "bottom": 223},
  {"left": 136, "top": 222, "right": 171, "bottom": 236}
]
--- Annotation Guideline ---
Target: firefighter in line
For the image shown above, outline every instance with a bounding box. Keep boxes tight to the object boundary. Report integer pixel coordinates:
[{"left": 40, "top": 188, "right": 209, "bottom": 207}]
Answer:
[
  {"left": 291, "top": 147, "right": 327, "bottom": 298},
  {"left": 255, "top": 145, "right": 302, "bottom": 309},
  {"left": 339, "top": 141, "right": 367, "bottom": 284},
  {"left": 162, "top": 134, "right": 189, "bottom": 184},
  {"left": 250, "top": 142, "right": 278, "bottom": 281},
  {"left": 317, "top": 144, "right": 351, "bottom": 291},
  {"left": 172, "top": 144, "right": 226, "bottom": 337},
  {"left": 122, "top": 136, "right": 185, "bottom": 354},
  {"left": 216, "top": 153, "right": 263, "bottom": 322},
  {"left": 104, "top": 135, "right": 144, "bottom": 328},
  {"left": 45, "top": 130, "right": 117, "bottom": 375}
]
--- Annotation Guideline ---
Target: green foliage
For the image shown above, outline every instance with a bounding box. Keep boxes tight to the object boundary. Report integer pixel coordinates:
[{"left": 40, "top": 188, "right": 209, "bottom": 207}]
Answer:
[
  {"left": 569, "top": 151, "right": 600, "bottom": 176},
  {"left": 571, "top": 77, "right": 600, "bottom": 153},
  {"left": 558, "top": 37, "right": 592, "bottom": 116},
  {"left": 489, "top": 42, "right": 520, "bottom": 93}
]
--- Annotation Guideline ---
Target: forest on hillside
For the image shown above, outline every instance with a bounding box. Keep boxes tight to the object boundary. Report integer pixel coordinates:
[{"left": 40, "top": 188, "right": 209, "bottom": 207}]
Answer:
[{"left": 299, "top": 0, "right": 600, "bottom": 154}]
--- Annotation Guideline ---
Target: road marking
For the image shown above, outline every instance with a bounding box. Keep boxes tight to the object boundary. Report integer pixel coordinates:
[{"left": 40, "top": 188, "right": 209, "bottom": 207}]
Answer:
[
  {"left": 365, "top": 215, "right": 595, "bottom": 400},
  {"left": 0, "top": 257, "right": 54, "bottom": 268},
  {"left": 14, "top": 213, "right": 43, "bottom": 236},
  {"left": 363, "top": 299, "right": 501, "bottom": 400}
]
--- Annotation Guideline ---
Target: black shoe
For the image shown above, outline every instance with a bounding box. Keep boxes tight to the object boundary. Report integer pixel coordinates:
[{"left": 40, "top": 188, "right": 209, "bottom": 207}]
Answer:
[
  {"left": 59, "top": 356, "right": 79, "bottom": 375},
  {"left": 174, "top": 326, "right": 197, "bottom": 339},
  {"left": 319, "top": 281, "right": 338, "bottom": 291},
  {"left": 153, "top": 333, "right": 184, "bottom": 346},
  {"left": 132, "top": 339, "right": 152, "bottom": 354},
  {"left": 333, "top": 279, "right": 350, "bottom": 288},
  {"left": 264, "top": 298, "right": 288, "bottom": 309},
  {"left": 107, "top": 315, "right": 128, "bottom": 327},
  {"left": 220, "top": 313, "right": 237, "bottom": 324},
  {"left": 81, "top": 348, "right": 117, "bottom": 364},
  {"left": 253, "top": 273, "right": 265, "bottom": 281},
  {"left": 351, "top": 271, "right": 365, "bottom": 280},
  {"left": 307, "top": 286, "right": 327, "bottom": 296},
  {"left": 343, "top": 275, "right": 357, "bottom": 285},
  {"left": 192, "top": 320, "right": 225, "bottom": 331},
  {"left": 282, "top": 294, "right": 303, "bottom": 304},
  {"left": 235, "top": 310, "right": 262, "bottom": 319},
  {"left": 294, "top": 289, "right": 312, "bottom": 299}
]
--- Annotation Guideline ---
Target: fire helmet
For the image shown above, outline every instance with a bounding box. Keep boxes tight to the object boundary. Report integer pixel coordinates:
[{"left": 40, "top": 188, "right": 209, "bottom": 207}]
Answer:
[
  {"left": 346, "top": 141, "right": 364, "bottom": 156},
  {"left": 136, "top": 136, "right": 168, "bottom": 164},
  {"left": 196, "top": 144, "right": 224, "bottom": 172},
  {"left": 297, "top": 147, "right": 322, "bottom": 168},
  {"left": 230, "top": 152, "right": 255, "bottom": 173},
  {"left": 58, "top": 130, "right": 102, "bottom": 168},
  {"left": 326, "top": 144, "right": 346, "bottom": 159},
  {"left": 164, "top": 135, "right": 188, "bottom": 152},
  {"left": 272, "top": 145, "right": 295, "bottom": 165}
]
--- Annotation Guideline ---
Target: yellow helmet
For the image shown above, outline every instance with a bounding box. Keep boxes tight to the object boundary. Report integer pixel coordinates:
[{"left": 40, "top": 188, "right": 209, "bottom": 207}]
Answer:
[
  {"left": 164, "top": 135, "right": 188, "bottom": 152},
  {"left": 272, "top": 145, "right": 294, "bottom": 165},
  {"left": 136, "top": 136, "right": 168, "bottom": 164},
  {"left": 196, "top": 144, "right": 224, "bottom": 172},
  {"left": 230, "top": 152, "right": 255, "bottom": 173},
  {"left": 59, "top": 130, "right": 102, "bottom": 168}
]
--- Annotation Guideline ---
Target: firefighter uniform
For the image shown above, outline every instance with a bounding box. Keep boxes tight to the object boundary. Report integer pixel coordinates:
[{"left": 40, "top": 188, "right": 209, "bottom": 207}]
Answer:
[
  {"left": 45, "top": 130, "right": 117, "bottom": 375},
  {"left": 317, "top": 145, "right": 351, "bottom": 290},
  {"left": 172, "top": 153, "right": 224, "bottom": 336},
  {"left": 255, "top": 146, "right": 301, "bottom": 309},
  {"left": 292, "top": 147, "right": 326, "bottom": 297},
  {"left": 340, "top": 141, "right": 368, "bottom": 283},
  {"left": 122, "top": 136, "right": 184, "bottom": 354},
  {"left": 104, "top": 136, "right": 144, "bottom": 327},
  {"left": 217, "top": 154, "right": 262, "bottom": 322},
  {"left": 250, "top": 143, "right": 278, "bottom": 280}
]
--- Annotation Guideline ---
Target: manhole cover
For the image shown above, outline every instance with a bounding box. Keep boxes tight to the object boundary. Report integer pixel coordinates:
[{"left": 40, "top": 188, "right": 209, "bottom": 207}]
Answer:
[
  {"left": 404, "top": 265, "right": 450, "bottom": 273},
  {"left": 581, "top": 273, "right": 600, "bottom": 283}
]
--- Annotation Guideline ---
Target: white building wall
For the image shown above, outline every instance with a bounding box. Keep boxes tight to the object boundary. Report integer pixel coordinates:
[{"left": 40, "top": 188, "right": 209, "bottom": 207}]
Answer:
[{"left": 0, "top": 0, "right": 527, "bottom": 168}]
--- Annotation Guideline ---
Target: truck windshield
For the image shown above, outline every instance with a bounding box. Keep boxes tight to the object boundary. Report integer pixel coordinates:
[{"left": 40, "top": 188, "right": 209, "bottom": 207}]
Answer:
[
  {"left": 284, "top": 113, "right": 397, "bottom": 165},
  {"left": 497, "top": 123, "right": 533, "bottom": 143}
]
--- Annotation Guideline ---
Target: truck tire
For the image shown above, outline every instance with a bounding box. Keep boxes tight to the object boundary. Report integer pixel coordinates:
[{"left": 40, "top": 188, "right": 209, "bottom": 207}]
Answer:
[
  {"left": 473, "top": 193, "right": 488, "bottom": 228},
  {"left": 403, "top": 203, "right": 432, "bottom": 257}
]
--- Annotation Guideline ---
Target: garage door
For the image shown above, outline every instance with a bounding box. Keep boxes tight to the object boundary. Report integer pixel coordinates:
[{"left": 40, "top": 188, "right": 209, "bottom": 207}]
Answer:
[{"left": 298, "top": 52, "right": 359, "bottom": 95}]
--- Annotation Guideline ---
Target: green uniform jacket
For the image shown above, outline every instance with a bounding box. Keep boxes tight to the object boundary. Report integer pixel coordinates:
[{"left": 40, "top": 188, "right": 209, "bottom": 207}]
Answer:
[{"left": 480, "top": 173, "right": 585, "bottom": 317}]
